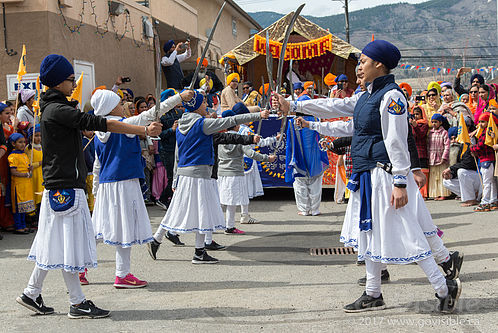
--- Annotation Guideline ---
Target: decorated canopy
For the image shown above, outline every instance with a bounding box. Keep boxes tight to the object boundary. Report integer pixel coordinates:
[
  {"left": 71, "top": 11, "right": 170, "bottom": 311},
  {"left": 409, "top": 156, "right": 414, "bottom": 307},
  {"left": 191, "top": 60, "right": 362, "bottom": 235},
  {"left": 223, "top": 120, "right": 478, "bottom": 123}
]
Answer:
[{"left": 224, "top": 12, "right": 360, "bottom": 66}]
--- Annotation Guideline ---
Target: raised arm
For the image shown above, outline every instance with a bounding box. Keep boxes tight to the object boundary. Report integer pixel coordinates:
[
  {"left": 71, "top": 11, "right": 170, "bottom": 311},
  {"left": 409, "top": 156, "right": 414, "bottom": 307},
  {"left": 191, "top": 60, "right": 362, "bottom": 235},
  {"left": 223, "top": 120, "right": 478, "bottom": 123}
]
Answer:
[{"left": 202, "top": 111, "right": 268, "bottom": 135}]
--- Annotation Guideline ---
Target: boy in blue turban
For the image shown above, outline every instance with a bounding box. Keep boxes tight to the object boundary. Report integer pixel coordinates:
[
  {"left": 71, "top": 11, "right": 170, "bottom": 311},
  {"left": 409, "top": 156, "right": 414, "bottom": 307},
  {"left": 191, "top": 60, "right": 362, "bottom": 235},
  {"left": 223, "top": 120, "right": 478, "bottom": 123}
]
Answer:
[
  {"left": 16, "top": 54, "right": 169, "bottom": 319},
  {"left": 272, "top": 40, "right": 463, "bottom": 314}
]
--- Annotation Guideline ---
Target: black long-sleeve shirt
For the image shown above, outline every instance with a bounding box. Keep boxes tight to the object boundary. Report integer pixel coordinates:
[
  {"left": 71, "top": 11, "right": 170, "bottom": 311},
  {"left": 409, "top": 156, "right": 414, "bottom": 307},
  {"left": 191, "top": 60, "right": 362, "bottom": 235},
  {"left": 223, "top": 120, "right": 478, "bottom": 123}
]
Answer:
[{"left": 40, "top": 89, "right": 107, "bottom": 189}]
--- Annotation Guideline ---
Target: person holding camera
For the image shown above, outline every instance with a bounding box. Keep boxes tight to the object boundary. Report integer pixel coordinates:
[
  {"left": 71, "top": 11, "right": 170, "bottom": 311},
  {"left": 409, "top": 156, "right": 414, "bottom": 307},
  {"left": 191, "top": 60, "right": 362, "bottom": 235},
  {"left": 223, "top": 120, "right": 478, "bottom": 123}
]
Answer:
[
  {"left": 161, "top": 39, "right": 191, "bottom": 90},
  {"left": 330, "top": 74, "right": 354, "bottom": 99}
]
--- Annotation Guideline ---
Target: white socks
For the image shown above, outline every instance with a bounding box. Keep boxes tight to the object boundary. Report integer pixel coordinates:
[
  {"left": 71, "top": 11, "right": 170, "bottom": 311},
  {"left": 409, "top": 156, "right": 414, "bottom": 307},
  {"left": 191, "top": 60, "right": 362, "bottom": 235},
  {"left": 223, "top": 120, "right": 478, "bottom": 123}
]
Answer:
[
  {"left": 115, "top": 247, "right": 131, "bottom": 278},
  {"left": 195, "top": 232, "right": 206, "bottom": 249},
  {"left": 225, "top": 205, "right": 236, "bottom": 229}
]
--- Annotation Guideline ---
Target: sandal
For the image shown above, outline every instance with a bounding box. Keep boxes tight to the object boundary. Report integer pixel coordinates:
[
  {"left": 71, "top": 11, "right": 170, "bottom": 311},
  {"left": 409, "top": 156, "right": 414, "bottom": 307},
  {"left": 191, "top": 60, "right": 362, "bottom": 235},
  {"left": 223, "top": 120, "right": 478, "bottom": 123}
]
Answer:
[
  {"left": 473, "top": 204, "right": 490, "bottom": 212},
  {"left": 490, "top": 203, "right": 498, "bottom": 211}
]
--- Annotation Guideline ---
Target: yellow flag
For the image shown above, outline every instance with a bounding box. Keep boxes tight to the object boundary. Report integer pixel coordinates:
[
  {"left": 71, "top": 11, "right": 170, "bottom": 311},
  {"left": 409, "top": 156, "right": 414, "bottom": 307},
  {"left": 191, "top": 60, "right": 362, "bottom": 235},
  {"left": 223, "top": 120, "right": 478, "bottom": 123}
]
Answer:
[
  {"left": 69, "top": 72, "right": 84, "bottom": 105},
  {"left": 485, "top": 113, "right": 498, "bottom": 147},
  {"left": 17, "top": 45, "right": 27, "bottom": 83},
  {"left": 32, "top": 76, "right": 41, "bottom": 115},
  {"left": 456, "top": 112, "right": 471, "bottom": 158}
]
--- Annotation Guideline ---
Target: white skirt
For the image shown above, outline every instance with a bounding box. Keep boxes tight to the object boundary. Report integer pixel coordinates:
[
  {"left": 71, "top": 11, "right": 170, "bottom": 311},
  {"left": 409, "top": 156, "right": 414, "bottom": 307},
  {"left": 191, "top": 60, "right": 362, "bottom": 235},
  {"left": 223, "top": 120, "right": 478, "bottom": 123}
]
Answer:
[
  {"left": 218, "top": 175, "right": 250, "bottom": 206},
  {"left": 244, "top": 162, "right": 264, "bottom": 199},
  {"left": 160, "top": 176, "right": 225, "bottom": 234},
  {"left": 28, "top": 189, "right": 97, "bottom": 273},
  {"left": 340, "top": 168, "right": 434, "bottom": 264},
  {"left": 92, "top": 178, "right": 153, "bottom": 248}
]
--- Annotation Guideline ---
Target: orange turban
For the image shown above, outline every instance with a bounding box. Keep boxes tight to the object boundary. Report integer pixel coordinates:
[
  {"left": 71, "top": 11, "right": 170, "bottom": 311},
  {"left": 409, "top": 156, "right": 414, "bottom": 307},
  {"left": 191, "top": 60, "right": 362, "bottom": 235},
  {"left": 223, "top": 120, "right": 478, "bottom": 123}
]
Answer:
[
  {"left": 304, "top": 81, "right": 314, "bottom": 89},
  {"left": 324, "top": 73, "right": 337, "bottom": 86},
  {"left": 259, "top": 83, "right": 270, "bottom": 95},
  {"left": 399, "top": 82, "right": 412, "bottom": 97},
  {"left": 489, "top": 99, "right": 498, "bottom": 108},
  {"left": 197, "top": 57, "right": 208, "bottom": 67},
  {"left": 92, "top": 85, "right": 107, "bottom": 96}
]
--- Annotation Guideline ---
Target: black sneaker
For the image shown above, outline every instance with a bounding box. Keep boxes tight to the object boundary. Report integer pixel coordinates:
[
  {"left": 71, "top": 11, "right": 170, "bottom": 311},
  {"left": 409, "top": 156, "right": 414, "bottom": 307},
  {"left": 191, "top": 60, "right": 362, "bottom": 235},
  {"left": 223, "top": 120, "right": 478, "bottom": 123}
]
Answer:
[
  {"left": 68, "top": 300, "right": 110, "bottom": 319},
  {"left": 155, "top": 200, "right": 168, "bottom": 211},
  {"left": 343, "top": 291, "right": 386, "bottom": 313},
  {"left": 147, "top": 239, "right": 161, "bottom": 260},
  {"left": 165, "top": 231, "right": 185, "bottom": 246},
  {"left": 16, "top": 293, "right": 54, "bottom": 315},
  {"left": 192, "top": 249, "right": 219, "bottom": 264},
  {"left": 357, "top": 269, "right": 390, "bottom": 286},
  {"left": 356, "top": 260, "right": 365, "bottom": 266},
  {"left": 205, "top": 240, "right": 226, "bottom": 251},
  {"left": 439, "top": 251, "right": 464, "bottom": 280},
  {"left": 436, "top": 278, "right": 462, "bottom": 313}
]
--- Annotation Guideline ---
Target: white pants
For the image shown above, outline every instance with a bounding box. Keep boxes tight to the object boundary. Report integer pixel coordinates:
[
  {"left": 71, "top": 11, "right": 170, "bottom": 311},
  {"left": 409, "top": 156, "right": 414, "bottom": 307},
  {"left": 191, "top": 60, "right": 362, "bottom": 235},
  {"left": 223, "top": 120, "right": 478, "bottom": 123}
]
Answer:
[
  {"left": 480, "top": 165, "right": 497, "bottom": 205},
  {"left": 443, "top": 169, "right": 481, "bottom": 202},
  {"left": 24, "top": 266, "right": 85, "bottom": 305},
  {"left": 365, "top": 257, "right": 447, "bottom": 299},
  {"left": 116, "top": 247, "right": 131, "bottom": 278},
  {"left": 293, "top": 174, "right": 323, "bottom": 214}
]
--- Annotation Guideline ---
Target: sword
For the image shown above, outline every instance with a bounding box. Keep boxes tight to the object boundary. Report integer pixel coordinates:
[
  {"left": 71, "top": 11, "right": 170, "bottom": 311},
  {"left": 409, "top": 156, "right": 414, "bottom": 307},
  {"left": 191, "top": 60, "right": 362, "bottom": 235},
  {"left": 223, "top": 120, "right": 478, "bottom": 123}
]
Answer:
[
  {"left": 274, "top": 4, "right": 305, "bottom": 152},
  {"left": 150, "top": 19, "right": 162, "bottom": 140},
  {"left": 188, "top": 1, "right": 226, "bottom": 90},
  {"left": 265, "top": 29, "right": 274, "bottom": 108},
  {"left": 256, "top": 75, "right": 266, "bottom": 136},
  {"left": 288, "top": 59, "right": 306, "bottom": 163}
]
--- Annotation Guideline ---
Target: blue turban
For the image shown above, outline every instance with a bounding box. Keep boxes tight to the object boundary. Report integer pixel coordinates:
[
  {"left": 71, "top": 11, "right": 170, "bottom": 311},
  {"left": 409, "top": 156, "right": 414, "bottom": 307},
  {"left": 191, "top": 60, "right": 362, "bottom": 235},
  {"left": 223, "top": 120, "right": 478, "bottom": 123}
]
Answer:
[
  {"left": 335, "top": 74, "right": 348, "bottom": 82},
  {"left": 8, "top": 132, "right": 24, "bottom": 144},
  {"left": 431, "top": 113, "right": 445, "bottom": 123},
  {"left": 232, "top": 102, "right": 249, "bottom": 115},
  {"left": 447, "top": 127, "right": 458, "bottom": 139},
  {"left": 293, "top": 82, "right": 304, "bottom": 90},
  {"left": 27, "top": 124, "right": 41, "bottom": 138},
  {"left": 470, "top": 74, "right": 484, "bottom": 85},
  {"left": 163, "top": 40, "right": 174, "bottom": 53},
  {"left": 39, "top": 54, "right": 74, "bottom": 87},
  {"left": 124, "top": 88, "right": 134, "bottom": 99},
  {"left": 362, "top": 40, "right": 401, "bottom": 70},
  {"left": 160, "top": 88, "right": 177, "bottom": 102},
  {"left": 0, "top": 103, "right": 8, "bottom": 113},
  {"left": 182, "top": 90, "right": 204, "bottom": 112},
  {"left": 222, "top": 110, "right": 235, "bottom": 118}
]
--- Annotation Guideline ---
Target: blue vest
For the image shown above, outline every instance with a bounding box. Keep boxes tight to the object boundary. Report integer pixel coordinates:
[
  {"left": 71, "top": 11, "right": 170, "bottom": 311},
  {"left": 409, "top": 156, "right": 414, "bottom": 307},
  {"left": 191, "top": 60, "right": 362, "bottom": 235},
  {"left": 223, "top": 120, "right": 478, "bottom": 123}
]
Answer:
[
  {"left": 162, "top": 55, "right": 184, "bottom": 90},
  {"left": 351, "top": 74, "right": 405, "bottom": 173},
  {"left": 94, "top": 121, "right": 144, "bottom": 183},
  {"left": 177, "top": 117, "right": 214, "bottom": 167}
]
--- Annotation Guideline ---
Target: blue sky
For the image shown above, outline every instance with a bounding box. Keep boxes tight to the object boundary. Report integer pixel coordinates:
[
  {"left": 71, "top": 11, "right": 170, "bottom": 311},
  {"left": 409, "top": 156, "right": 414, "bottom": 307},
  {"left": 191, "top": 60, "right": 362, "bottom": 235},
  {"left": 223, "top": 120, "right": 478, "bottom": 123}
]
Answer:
[{"left": 234, "top": 0, "right": 429, "bottom": 17}]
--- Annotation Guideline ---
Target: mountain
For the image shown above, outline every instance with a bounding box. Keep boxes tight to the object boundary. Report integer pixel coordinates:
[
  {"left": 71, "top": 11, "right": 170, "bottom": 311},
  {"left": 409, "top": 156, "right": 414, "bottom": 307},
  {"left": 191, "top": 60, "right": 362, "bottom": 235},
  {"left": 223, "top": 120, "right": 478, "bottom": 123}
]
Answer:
[{"left": 249, "top": 0, "right": 497, "bottom": 70}]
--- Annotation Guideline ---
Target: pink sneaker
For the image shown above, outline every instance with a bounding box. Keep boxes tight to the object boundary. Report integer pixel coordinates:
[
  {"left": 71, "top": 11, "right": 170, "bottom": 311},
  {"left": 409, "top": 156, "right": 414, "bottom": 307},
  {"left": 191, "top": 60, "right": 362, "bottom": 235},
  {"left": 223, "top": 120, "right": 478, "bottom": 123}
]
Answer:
[
  {"left": 79, "top": 269, "right": 89, "bottom": 285},
  {"left": 224, "top": 227, "right": 245, "bottom": 234},
  {"left": 113, "top": 273, "right": 148, "bottom": 289}
]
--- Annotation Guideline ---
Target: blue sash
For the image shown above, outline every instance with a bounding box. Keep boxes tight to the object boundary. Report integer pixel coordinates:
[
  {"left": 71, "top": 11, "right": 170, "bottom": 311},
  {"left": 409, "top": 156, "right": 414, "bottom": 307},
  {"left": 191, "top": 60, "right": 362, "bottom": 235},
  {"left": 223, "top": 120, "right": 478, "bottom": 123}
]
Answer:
[{"left": 346, "top": 171, "right": 373, "bottom": 232}]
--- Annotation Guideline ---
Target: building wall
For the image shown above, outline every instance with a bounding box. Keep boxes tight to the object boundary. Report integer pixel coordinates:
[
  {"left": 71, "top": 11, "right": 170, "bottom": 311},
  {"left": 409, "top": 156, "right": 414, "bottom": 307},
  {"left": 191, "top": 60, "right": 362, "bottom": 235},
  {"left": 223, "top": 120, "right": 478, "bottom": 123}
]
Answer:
[{"left": 0, "top": 0, "right": 154, "bottom": 100}]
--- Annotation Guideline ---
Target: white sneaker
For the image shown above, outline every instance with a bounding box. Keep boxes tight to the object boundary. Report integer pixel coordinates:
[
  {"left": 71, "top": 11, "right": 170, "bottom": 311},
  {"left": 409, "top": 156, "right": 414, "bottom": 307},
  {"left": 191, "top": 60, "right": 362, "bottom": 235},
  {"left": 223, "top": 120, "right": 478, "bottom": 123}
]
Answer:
[{"left": 240, "top": 214, "right": 259, "bottom": 224}]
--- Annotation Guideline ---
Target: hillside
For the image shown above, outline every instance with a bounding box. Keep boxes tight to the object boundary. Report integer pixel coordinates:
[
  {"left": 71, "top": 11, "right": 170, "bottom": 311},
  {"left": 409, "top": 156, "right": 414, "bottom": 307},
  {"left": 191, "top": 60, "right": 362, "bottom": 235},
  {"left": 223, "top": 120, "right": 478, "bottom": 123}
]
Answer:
[{"left": 249, "top": 0, "right": 497, "bottom": 70}]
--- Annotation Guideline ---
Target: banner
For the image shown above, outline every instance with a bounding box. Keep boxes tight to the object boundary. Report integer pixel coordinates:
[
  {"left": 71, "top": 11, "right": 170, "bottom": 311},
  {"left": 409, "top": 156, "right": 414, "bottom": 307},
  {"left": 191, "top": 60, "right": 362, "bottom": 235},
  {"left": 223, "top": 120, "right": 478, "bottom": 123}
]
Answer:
[{"left": 253, "top": 34, "right": 333, "bottom": 61}]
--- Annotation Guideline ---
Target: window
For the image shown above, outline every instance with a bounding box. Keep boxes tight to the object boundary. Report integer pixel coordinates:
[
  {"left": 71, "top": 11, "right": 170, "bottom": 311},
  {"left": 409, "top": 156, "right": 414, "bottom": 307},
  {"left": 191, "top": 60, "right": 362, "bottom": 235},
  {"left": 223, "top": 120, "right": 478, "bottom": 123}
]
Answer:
[{"left": 232, "top": 17, "right": 237, "bottom": 37}]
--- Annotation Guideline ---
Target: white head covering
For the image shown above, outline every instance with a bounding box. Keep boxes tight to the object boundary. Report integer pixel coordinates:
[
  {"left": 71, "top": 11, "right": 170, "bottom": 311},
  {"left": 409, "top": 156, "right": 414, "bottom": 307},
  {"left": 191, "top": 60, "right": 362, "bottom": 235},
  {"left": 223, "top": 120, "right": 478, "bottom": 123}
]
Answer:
[
  {"left": 91, "top": 89, "right": 121, "bottom": 117},
  {"left": 20, "top": 89, "right": 36, "bottom": 104}
]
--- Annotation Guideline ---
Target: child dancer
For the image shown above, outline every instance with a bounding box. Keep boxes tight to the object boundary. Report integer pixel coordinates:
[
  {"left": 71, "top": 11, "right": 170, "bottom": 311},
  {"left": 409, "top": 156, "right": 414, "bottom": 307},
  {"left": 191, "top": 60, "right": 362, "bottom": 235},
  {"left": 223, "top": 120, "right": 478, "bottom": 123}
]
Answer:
[
  {"left": 427, "top": 113, "right": 451, "bottom": 200},
  {"left": 91, "top": 89, "right": 188, "bottom": 288},
  {"left": 8, "top": 133, "right": 35, "bottom": 234},
  {"left": 471, "top": 113, "right": 498, "bottom": 211},
  {"left": 218, "top": 109, "right": 276, "bottom": 234},
  {"left": 16, "top": 54, "right": 162, "bottom": 319},
  {"left": 234, "top": 102, "right": 278, "bottom": 223},
  {"left": 26, "top": 125, "right": 43, "bottom": 221},
  {"left": 274, "top": 40, "right": 462, "bottom": 313},
  {"left": 149, "top": 90, "right": 268, "bottom": 263}
]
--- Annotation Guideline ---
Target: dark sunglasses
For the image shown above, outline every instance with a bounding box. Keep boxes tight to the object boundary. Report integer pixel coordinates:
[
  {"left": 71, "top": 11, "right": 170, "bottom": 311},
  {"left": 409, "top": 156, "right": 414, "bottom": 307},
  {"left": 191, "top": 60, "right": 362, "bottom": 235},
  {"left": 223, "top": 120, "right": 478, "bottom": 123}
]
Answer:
[
  {"left": 242, "top": 87, "right": 250, "bottom": 90},
  {"left": 427, "top": 94, "right": 437, "bottom": 97},
  {"left": 470, "top": 91, "right": 478, "bottom": 94}
]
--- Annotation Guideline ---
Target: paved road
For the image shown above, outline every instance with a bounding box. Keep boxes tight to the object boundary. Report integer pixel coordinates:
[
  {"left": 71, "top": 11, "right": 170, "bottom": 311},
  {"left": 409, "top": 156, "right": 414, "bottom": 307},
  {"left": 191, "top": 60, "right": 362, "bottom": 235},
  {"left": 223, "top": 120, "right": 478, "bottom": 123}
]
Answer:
[{"left": 1, "top": 189, "right": 496, "bottom": 332}]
